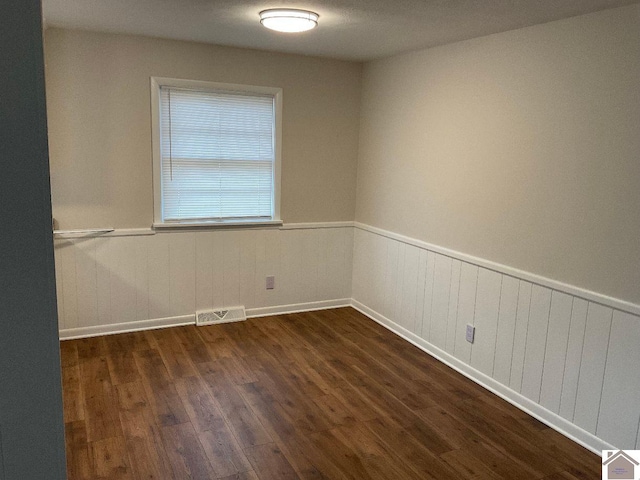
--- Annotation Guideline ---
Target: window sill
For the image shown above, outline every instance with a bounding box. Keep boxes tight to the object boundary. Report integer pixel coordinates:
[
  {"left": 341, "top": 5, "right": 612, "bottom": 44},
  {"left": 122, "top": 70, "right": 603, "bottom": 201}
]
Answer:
[{"left": 153, "top": 220, "right": 283, "bottom": 231}]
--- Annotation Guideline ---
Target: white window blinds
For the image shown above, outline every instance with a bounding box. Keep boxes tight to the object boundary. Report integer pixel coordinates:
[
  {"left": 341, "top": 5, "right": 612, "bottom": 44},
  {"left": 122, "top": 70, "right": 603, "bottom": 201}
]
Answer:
[{"left": 159, "top": 86, "right": 275, "bottom": 222}]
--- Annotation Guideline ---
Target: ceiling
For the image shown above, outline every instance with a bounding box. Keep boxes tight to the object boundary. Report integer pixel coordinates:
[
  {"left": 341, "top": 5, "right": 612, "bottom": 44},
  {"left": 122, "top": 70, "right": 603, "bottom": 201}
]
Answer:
[{"left": 42, "top": 0, "right": 639, "bottom": 61}]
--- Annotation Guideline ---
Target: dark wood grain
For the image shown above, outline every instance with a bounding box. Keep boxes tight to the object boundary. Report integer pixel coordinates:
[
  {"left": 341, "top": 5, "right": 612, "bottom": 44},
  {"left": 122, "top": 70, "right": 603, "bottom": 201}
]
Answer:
[{"left": 62, "top": 307, "right": 600, "bottom": 479}]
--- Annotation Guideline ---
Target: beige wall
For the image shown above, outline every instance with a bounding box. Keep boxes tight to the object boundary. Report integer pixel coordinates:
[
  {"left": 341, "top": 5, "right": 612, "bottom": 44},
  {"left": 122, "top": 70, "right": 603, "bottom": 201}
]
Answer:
[
  {"left": 44, "top": 28, "right": 362, "bottom": 229},
  {"left": 356, "top": 5, "right": 640, "bottom": 304}
]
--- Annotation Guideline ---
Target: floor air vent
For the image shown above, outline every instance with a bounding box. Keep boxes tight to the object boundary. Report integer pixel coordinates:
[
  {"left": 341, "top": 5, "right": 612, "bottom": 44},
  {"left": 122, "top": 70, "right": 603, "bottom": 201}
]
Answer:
[{"left": 196, "top": 306, "right": 246, "bottom": 326}]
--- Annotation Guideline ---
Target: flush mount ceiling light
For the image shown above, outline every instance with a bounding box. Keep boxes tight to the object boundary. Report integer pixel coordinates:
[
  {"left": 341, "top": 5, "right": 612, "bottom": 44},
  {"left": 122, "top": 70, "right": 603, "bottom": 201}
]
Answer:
[{"left": 259, "top": 8, "right": 319, "bottom": 33}]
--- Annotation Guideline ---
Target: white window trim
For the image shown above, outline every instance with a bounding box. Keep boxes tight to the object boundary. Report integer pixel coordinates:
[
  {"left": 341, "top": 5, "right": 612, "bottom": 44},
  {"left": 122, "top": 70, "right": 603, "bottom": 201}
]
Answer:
[{"left": 150, "top": 77, "right": 283, "bottom": 228}]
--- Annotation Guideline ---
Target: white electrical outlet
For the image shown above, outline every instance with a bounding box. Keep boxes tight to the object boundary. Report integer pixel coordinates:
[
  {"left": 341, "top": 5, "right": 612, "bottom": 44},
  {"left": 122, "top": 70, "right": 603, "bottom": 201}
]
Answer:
[
  {"left": 466, "top": 324, "right": 475, "bottom": 343},
  {"left": 266, "top": 276, "right": 275, "bottom": 290}
]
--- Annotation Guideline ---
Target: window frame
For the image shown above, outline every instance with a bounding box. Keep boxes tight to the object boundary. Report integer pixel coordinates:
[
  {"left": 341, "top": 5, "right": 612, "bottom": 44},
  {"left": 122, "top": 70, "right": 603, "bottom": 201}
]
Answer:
[{"left": 150, "top": 77, "right": 282, "bottom": 228}]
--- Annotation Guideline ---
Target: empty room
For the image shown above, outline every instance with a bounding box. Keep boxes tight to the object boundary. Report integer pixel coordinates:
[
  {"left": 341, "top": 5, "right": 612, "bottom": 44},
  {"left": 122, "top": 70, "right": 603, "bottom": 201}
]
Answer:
[{"left": 1, "top": 0, "right": 639, "bottom": 478}]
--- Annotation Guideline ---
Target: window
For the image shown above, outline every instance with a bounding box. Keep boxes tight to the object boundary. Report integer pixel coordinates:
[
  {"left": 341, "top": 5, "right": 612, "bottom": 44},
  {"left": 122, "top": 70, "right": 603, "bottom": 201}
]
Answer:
[{"left": 151, "top": 77, "right": 282, "bottom": 227}]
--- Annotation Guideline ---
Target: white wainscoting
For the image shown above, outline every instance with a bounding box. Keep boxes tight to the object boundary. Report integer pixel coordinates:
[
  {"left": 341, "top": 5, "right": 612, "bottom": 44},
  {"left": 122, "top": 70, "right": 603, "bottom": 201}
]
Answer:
[
  {"left": 352, "top": 224, "right": 640, "bottom": 453},
  {"left": 55, "top": 220, "right": 640, "bottom": 453},
  {"left": 54, "top": 224, "right": 353, "bottom": 339}
]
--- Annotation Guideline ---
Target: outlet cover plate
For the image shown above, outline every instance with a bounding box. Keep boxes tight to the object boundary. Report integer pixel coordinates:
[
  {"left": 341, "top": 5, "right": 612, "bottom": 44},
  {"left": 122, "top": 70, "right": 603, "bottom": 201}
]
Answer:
[
  {"left": 466, "top": 324, "right": 475, "bottom": 343},
  {"left": 266, "top": 276, "right": 275, "bottom": 290}
]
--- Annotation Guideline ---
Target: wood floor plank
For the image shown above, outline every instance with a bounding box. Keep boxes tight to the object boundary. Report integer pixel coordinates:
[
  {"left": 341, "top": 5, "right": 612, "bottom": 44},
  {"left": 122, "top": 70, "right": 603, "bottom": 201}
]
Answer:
[
  {"left": 218, "top": 471, "right": 260, "bottom": 480},
  {"left": 216, "top": 355, "right": 259, "bottom": 385},
  {"left": 415, "top": 404, "right": 485, "bottom": 450},
  {"left": 126, "top": 433, "right": 172, "bottom": 480},
  {"left": 151, "top": 328, "right": 199, "bottom": 379},
  {"left": 198, "top": 427, "right": 253, "bottom": 479},
  {"left": 311, "top": 393, "right": 357, "bottom": 428},
  {"left": 90, "top": 436, "right": 134, "bottom": 479},
  {"left": 438, "top": 448, "right": 504, "bottom": 479},
  {"left": 115, "top": 381, "right": 156, "bottom": 440},
  {"left": 364, "top": 416, "right": 459, "bottom": 479},
  {"left": 160, "top": 423, "right": 216, "bottom": 479},
  {"left": 244, "top": 442, "right": 301, "bottom": 480},
  {"left": 133, "top": 349, "right": 191, "bottom": 427},
  {"left": 536, "top": 428, "right": 601, "bottom": 479},
  {"left": 76, "top": 336, "right": 107, "bottom": 362},
  {"left": 80, "top": 357, "right": 123, "bottom": 442},
  {"left": 174, "top": 375, "right": 227, "bottom": 432},
  {"left": 440, "top": 399, "right": 564, "bottom": 477},
  {"left": 198, "top": 364, "right": 273, "bottom": 449},
  {"left": 105, "top": 332, "right": 146, "bottom": 385},
  {"left": 200, "top": 333, "right": 244, "bottom": 360},
  {"left": 60, "top": 308, "right": 601, "bottom": 480},
  {"left": 305, "top": 428, "right": 376, "bottom": 480},
  {"left": 237, "top": 382, "right": 329, "bottom": 479},
  {"left": 65, "top": 420, "right": 93, "bottom": 480},
  {"left": 441, "top": 441, "right": 538, "bottom": 480},
  {"left": 62, "top": 364, "right": 85, "bottom": 422},
  {"left": 60, "top": 340, "right": 79, "bottom": 367},
  {"left": 174, "top": 325, "right": 213, "bottom": 364}
]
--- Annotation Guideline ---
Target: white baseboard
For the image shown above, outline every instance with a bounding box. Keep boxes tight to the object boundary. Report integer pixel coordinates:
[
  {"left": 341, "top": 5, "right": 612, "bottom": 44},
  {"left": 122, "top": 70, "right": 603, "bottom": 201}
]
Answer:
[
  {"left": 246, "top": 299, "right": 351, "bottom": 318},
  {"left": 350, "top": 299, "right": 613, "bottom": 456},
  {"left": 58, "top": 314, "right": 195, "bottom": 340},
  {"left": 58, "top": 299, "right": 351, "bottom": 340}
]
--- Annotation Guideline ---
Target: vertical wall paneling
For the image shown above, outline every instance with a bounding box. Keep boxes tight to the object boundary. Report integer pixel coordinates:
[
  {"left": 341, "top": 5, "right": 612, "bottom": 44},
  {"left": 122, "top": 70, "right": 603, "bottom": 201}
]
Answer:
[
  {"left": 280, "top": 230, "right": 301, "bottom": 306},
  {"left": 147, "top": 233, "right": 171, "bottom": 320},
  {"left": 509, "top": 280, "right": 532, "bottom": 392},
  {"left": 343, "top": 227, "right": 355, "bottom": 296},
  {"left": 453, "top": 262, "right": 478, "bottom": 364},
  {"left": 134, "top": 236, "right": 150, "bottom": 321},
  {"left": 444, "top": 259, "right": 462, "bottom": 355},
  {"left": 169, "top": 232, "right": 196, "bottom": 317},
  {"left": 221, "top": 230, "right": 241, "bottom": 307},
  {"left": 74, "top": 238, "right": 98, "bottom": 327},
  {"left": 521, "top": 285, "right": 552, "bottom": 402},
  {"left": 572, "top": 303, "right": 613, "bottom": 434},
  {"left": 316, "top": 229, "right": 332, "bottom": 302},
  {"left": 383, "top": 240, "right": 400, "bottom": 321},
  {"left": 421, "top": 251, "right": 436, "bottom": 340},
  {"left": 56, "top": 242, "right": 78, "bottom": 329},
  {"left": 350, "top": 226, "right": 640, "bottom": 452},
  {"left": 57, "top": 224, "right": 640, "bottom": 452},
  {"left": 353, "top": 230, "right": 371, "bottom": 310},
  {"left": 398, "top": 245, "right": 420, "bottom": 333},
  {"left": 596, "top": 311, "right": 640, "bottom": 448},
  {"left": 210, "top": 230, "right": 226, "bottom": 308},
  {"left": 492, "top": 275, "right": 520, "bottom": 385},
  {"left": 56, "top": 225, "right": 354, "bottom": 333},
  {"left": 110, "top": 236, "right": 138, "bottom": 325},
  {"left": 239, "top": 230, "right": 257, "bottom": 309},
  {"left": 254, "top": 229, "right": 269, "bottom": 308},
  {"left": 429, "top": 255, "right": 452, "bottom": 350},
  {"left": 255, "top": 228, "right": 281, "bottom": 308},
  {"left": 354, "top": 228, "right": 374, "bottom": 310},
  {"left": 539, "top": 291, "right": 573, "bottom": 413},
  {"left": 470, "top": 268, "right": 502, "bottom": 376},
  {"left": 95, "top": 237, "right": 113, "bottom": 327},
  {"left": 195, "top": 232, "right": 215, "bottom": 312},
  {"left": 558, "top": 298, "right": 589, "bottom": 421},
  {"left": 413, "top": 249, "right": 429, "bottom": 336},
  {"left": 53, "top": 245, "right": 65, "bottom": 328},
  {"left": 393, "top": 243, "right": 407, "bottom": 326},
  {"left": 368, "top": 231, "right": 388, "bottom": 314},
  {"left": 299, "top": 229, "right": 320, "bottom": 303}
]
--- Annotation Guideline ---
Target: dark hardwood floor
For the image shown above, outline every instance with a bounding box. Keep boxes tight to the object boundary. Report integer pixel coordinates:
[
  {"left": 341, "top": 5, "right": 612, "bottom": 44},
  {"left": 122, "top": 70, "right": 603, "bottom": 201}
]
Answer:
[{"left": 61, "top": 307, "right": 601, "bottom": 479}]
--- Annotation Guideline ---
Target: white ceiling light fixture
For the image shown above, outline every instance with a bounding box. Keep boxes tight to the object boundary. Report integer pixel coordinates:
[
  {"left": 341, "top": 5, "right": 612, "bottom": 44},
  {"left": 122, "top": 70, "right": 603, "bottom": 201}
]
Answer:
[{"left": 259, "top": 8, "right": 319, "bottom": 33}]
